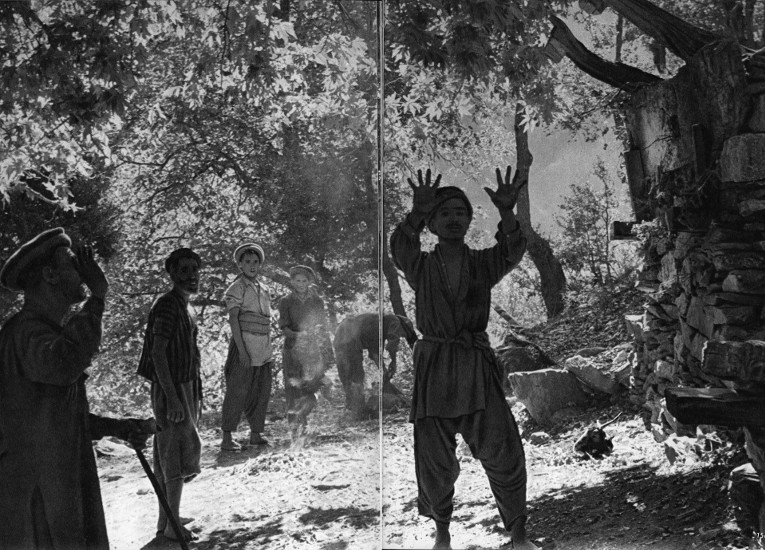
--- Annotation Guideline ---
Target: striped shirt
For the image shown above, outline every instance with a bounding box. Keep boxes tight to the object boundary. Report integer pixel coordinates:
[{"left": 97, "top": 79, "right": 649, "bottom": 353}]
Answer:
[{"left": 137, "top": 288, "right": 201, "bottom": 383}]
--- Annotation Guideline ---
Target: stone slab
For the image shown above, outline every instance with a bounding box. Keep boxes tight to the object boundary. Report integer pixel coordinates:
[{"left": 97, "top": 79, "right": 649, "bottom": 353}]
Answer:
[
  {"left": 506, "top": 368, "right": 591, "bottom": 426},
  {"left": 720, "top": 134, "right": 765, "bottom": 182}
]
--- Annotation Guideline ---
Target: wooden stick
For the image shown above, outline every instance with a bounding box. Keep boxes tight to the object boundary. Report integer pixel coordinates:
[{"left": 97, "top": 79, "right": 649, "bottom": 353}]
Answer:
[{"left": 134, "top": 448, "right": 189, "bottom": 550}]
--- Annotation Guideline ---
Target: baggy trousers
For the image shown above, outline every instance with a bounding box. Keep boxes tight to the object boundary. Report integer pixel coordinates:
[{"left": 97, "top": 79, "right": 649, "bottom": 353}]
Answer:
[
  {"left": 221, "top": 344, "right": 272, "bottom": 433},
  {"left": 413, "top": 381, "right": 527, "bottom": 529}
]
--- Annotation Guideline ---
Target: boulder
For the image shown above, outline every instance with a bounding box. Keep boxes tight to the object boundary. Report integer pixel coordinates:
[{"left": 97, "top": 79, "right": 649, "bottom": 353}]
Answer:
[
  {"left": 564, "top": 355, "right": 621, "bottom": 395},
  {"left": 94, "top": 437, "right": 134, "bottom": 458},
  {"left": 496, "top": 345, "right": 554, "bottom": 375},
  {"left": 506, "top": 368, "right": 591, "bottom": 426}
]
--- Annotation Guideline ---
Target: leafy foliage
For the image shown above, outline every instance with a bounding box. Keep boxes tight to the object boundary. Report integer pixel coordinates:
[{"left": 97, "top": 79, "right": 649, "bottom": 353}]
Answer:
[{"left": 554, "top": 158, "right": 639, "bottom": 290}]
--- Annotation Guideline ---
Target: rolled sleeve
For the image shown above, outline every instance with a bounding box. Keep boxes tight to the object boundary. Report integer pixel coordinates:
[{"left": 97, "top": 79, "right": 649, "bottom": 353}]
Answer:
[{"left": 224, "top": 279, "right": 245, "bottom": 312}]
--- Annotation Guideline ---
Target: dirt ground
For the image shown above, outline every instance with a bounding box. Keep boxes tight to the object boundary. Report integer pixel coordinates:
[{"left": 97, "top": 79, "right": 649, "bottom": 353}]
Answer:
[{"left": 97, "top": 386, "right": 761, "bottom": 550}]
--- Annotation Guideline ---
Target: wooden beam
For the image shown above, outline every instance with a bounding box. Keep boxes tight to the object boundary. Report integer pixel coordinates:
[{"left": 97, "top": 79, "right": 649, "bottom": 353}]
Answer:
[
  {"left": 547, "top": 16, "right": 663, "bottom": 93},
  {"left": 665, "top": 387, "right": 765, "bottom": 428}
]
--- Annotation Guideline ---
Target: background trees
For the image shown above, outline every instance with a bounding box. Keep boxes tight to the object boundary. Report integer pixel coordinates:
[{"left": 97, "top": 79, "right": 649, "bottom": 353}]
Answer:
[
  {"left": 5, "top": 0, "right": 764, "bottom": 409},
  {"left": 0, "top": 0, "right": 385, "bottom": 411}
]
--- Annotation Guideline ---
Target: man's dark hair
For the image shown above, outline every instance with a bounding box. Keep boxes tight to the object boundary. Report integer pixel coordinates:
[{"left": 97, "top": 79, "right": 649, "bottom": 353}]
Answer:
[{"left": 164, "top": 248, "right": 201, "bottom": 273}]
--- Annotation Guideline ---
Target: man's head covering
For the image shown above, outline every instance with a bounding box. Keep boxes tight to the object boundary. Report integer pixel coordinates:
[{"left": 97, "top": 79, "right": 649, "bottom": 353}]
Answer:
[
  {"left": 289, "top": 265, "right": 315, "bottom": 281},
  {"left": 233, "top": 243, "right": 265, "bottom": 264},
  {"left": 426, "top": 186, "right": 473, "bottom": 224},
  {"left": 164, "top": 248, "right": 201, "bottom": 273},
  {"left": 0, "top": 227, "right": 72, "bottom": 292}
]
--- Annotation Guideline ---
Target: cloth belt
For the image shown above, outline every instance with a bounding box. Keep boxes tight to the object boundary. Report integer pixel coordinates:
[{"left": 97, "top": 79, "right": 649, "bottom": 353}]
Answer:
[
  {"left": 420, "top": 330, "right": 491, "bottom": 351},
  {"left": 239, "top": 311, "right": 271, "bottom": 335},
  {"left": 420, "top": 330, "right": 503, "bottom": 387}
]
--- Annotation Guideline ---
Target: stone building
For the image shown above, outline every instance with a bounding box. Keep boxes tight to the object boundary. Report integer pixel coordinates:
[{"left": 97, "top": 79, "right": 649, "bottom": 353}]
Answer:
[{"left": 546, "top": 0, "right": 765, "bottom": 532}]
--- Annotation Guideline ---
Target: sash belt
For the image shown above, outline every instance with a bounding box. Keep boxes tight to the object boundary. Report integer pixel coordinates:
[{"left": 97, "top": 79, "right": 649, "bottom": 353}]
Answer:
[
  {"left": 239, "top": 311, "right": 270, "bottom": 335},
  {"left": 420, "top": 331, "right": 491, "bottom": 351}
]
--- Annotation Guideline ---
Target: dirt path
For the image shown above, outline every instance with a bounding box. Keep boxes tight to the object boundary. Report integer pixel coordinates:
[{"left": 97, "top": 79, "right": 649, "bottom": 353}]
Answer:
[{"left": 99, "top": 396, "right": 755, "bottom": 550}]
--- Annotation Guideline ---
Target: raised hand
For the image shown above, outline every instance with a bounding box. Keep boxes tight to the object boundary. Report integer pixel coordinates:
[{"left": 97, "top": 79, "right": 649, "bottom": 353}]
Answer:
[
  {"left": 407, "top": 168, "right": 442, "bottom": 216},
  {"left": 74, "top": 245, "right": 109, "bottom": 299},
  {"left": 484, "top": 165, "right": 528, "bottom": 212}
]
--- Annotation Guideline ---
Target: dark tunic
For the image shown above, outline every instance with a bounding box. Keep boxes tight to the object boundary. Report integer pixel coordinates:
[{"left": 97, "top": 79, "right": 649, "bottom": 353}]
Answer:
[
  {"left": 390, "top": 214, "right": 526, "bottom": 421},
  {"left": 391, "top": 213, "right": 529, "bottom": 529},
  {"left": 0, "top": 298, "right": 109, "bottom": 549}
]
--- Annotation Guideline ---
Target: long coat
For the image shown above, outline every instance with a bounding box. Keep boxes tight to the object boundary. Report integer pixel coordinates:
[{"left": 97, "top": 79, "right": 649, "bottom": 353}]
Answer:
[{"left": 0, "top": 298, "right": 109, "bottom": 549}]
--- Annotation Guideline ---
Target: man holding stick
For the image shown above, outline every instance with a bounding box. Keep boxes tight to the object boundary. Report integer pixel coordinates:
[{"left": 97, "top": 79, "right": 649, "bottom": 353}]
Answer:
[
  {"left": 390, "top": 167, "right": 537, "bottom": 550},
  {"left": 137, "top": 247, "right": 204, "bottom": 543}
]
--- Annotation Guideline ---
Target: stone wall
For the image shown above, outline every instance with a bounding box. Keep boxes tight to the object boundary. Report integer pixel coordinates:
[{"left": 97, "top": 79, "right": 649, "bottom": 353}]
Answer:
[{"left": 623, "top": 39, "right": 765, "bottom": 440}]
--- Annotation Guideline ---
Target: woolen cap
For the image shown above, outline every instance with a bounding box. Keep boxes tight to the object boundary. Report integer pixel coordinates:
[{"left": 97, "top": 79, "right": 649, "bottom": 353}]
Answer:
[
  {"left": 289, "top": 265, "right": 315, "bottom": 280},
  {"left": 0, "top": 227, "right": 72, "bottom": 292},
  {"left": 427, "top": 186, "right": 473, "bottom": 223},
  {"left": 233, "top": 243, "right": 264, "bottom": 263}
]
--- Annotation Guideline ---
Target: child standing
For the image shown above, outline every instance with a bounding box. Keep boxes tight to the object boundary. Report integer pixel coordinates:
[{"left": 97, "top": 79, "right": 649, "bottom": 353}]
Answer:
[
  {"left": 278, "top": 265, "right": 333, "bottom": 436},
  {"left": 220, "top": 243, "right": 272, "bottom": 451}
]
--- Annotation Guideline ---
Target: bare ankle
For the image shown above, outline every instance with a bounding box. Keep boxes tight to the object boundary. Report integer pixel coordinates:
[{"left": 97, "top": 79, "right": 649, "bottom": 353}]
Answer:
[{"left": 434, "top": 520, "right": 451, "bottom": 548}]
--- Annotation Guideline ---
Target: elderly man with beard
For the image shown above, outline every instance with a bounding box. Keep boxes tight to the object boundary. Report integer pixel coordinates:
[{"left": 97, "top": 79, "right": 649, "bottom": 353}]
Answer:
[
  {"left": 0, "top": 227, "right": 153, "bottom": 549},
  {"left": 137, "top": 247, "right": 203, "bottom": 543}
]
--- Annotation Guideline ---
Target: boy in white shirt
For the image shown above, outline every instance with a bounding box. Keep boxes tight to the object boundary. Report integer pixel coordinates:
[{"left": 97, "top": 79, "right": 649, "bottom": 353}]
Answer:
[{"left": 220, "top": 243, "right": 272, "bottom": 451}]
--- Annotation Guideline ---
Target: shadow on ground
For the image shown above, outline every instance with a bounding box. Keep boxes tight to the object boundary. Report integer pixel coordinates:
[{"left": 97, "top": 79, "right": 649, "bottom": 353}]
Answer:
[
  {"left": 299, "top": 505, "right": 379, "bottom": 530},
  {"left": 515, "top": 462, "right": 746, "bottom": 549}
]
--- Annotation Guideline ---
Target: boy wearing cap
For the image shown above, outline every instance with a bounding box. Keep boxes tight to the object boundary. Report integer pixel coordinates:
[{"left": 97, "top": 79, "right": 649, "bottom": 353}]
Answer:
[
  {"left": 137, "top": 247, "right": 203, "bottom": 542},
  {"left": 0, "top": 228, "right": 153, "bottom": 549},
  {"left": 278, "top": 265, "right": 334, "bottom": 435},
  {"left": 220, "top": 243, "right": 273, "bottom": 450},
  {"left": 390, "top": 167, "right": 537, "bottom": 550}
]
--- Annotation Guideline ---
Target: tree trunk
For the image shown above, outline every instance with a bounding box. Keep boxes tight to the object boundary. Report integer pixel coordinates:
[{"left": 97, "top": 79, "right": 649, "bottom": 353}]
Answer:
[
  {"left": 382, "top": 235, "right": 407, "bottom": 316},
  {"left": 513, "top": 103, "right": 567, "bottom": 318},
  {"left": 547, "top": 16, "right": 663, "bottom": 93},
  {"left": 599, "top": 0, "right": 718, "bottom": 62},
  {"left": 358, "top": 140, "right": 407, "bottom": 317}
]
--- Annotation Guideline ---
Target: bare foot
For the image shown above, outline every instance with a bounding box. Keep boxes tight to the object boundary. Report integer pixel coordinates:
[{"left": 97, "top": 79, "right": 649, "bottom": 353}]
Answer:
[
  {"left": 221, "top": 431, "right": 242, "bottom": 451},
  {"left": 433, "top": 521, "right": 451, "bottom": 549},
  {"left": 163, "top": 524, "right": 197, "bottom": 542},
  {"left": 249, "top": 432, "right": 269, "bottom": 446},
  {"left": 510, "top": 515, "right": 539, "bottom": 550}
]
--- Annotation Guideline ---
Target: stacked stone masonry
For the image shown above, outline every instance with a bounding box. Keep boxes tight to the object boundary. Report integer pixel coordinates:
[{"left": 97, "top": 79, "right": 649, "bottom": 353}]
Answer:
[{"left": 624, "top": 40, "right": 765, "bottom": 451}]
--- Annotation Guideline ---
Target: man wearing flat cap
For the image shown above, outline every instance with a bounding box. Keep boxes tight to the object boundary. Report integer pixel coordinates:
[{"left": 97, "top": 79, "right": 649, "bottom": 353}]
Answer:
[
  {"left": 390, "top": 167, "right": 538, "bottom": 550},
  {"left": 137, "top": 247, "right": 203, "bottom": 542},
  {"left": 0, "top": 227, "right": 153, "bottom": 549}
]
